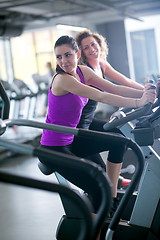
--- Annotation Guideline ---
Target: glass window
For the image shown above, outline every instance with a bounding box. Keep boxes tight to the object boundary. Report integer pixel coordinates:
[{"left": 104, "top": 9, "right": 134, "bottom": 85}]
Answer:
[
  {"left": 11, "top": 33, "right": 37, "bottom": 85},
  {"left": 130, "top": 29, "right": 158, "bottom": 83},
  {"left": 33, "top": 30, "right": 53, "bottom": 75},
  {"left": 34, "top": 30, "right": 52, "bottom": 53}
]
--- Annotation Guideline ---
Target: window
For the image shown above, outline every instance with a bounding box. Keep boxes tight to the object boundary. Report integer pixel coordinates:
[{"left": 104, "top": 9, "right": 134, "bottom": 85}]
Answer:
[
  {"left": 11, "top": 33, "right": 36, "bottom": 85},
  {"left": 125, "top": 15, "right": 160, "bottom": 84},
  {"left": 130, "top": 29, "right": 158, "bottom": 83}
]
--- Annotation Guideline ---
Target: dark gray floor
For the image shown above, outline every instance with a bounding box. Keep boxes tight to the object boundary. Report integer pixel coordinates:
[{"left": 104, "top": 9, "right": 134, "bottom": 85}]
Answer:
[{"left": 0, "top": 154, "right": 64, "bottom": 240}]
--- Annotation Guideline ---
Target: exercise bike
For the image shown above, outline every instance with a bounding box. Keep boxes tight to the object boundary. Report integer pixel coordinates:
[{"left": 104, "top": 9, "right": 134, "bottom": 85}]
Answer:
[
  {"left": 0, "top": 81, "right": 146, "bottom": 239},
  {"left": 103, "top": 96, "right": 160, "bottom": 239},
  {"left": 0, "top": 80, "right": 113, "bottom": 240}
]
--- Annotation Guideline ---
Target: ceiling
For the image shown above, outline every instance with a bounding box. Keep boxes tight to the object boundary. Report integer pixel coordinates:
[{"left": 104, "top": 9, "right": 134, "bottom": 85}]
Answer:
[{"left": 0, "top": 0, "right": 160, "bottom": 36}]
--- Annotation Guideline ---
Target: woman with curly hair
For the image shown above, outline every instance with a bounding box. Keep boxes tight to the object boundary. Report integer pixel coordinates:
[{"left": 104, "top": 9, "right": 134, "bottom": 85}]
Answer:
[{"left": 75, "top": 29, "right": 145, "bottom": 214}]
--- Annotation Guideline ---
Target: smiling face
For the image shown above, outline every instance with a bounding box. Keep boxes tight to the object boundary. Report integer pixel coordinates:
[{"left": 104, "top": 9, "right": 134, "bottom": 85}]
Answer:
[
  {"left": 81, "top": 36, "right": 101, "bottom": 62},
  {"left": 55, "top": 44, "right": 80, "bottom": 75}
]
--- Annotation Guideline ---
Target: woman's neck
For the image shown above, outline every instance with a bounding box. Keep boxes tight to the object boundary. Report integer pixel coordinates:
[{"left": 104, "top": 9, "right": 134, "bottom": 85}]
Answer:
[
  {"left": 87, "top": 59, "right": 100, "bottom": 71},
  {"left": 69, "top": 67, "right": 79, "bottom": 79},
  {"left": 87, "top": 59, "right": 103, "bottom": 77}
]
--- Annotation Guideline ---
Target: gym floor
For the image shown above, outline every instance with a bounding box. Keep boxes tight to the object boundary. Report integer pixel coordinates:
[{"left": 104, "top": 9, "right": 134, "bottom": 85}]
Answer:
[{"left": 0, "top": 154, "right": 64, "bottom": 240}]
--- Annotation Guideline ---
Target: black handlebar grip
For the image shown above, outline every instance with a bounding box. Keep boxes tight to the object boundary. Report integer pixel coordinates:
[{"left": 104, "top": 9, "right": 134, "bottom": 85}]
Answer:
[
  {"left": 148, "top": 79, "right": 156, "bottom": 89},
  {"left": 149, "top": 79, "right": 155, "bottom": 84},
  {"left": 149, "top": 85, "right": 156, "bottom": 89}
]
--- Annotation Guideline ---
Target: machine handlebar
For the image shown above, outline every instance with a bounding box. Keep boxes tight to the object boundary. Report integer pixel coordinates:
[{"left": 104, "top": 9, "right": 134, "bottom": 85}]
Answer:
[
  {"left": 103, "top": 103, "right": 152, "bottom": 131},
  {"left": 104, "top": 83, "right": 157, "bottom": 131}
]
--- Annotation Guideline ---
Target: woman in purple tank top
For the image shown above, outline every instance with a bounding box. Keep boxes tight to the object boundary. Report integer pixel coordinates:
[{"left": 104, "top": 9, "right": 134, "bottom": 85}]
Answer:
[{"left": 38, "top": 35, "right": 156, "bottom": 216}]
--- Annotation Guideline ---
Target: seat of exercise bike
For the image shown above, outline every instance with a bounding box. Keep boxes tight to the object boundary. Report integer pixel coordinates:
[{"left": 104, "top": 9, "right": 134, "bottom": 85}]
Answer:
[
  {"left": 38, "top": 161, "right": 55, "bottom": 175},
  {"left": 38, "top": 160, "right": 94, "bottom": 215}
]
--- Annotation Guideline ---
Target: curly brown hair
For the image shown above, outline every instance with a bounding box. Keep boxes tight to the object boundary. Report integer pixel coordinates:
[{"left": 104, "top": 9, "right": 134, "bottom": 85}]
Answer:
[{"left": 75, "top": 29, "right": 108, "bottom": 64}]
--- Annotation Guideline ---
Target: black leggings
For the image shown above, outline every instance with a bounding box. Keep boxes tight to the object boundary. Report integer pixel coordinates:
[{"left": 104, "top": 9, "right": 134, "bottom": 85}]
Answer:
[
  {"left": 89, "top": 118, "right": 126, "bottom": 164},
  {"left": 72, "top": 118, "right": 126, "bottom": 171},
  {"left": 38, "top": 121, "right": 126, "bottom": 212},
  {"left": 38, "top": 144, "right": 103, "bottom": 212}
]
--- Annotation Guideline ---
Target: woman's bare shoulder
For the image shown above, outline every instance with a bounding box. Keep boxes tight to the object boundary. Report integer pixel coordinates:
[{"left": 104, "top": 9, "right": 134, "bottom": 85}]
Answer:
[
  {"left": 100, "top": 59, "right": 110, "bottom": 69},
  {"left": 78, "top": 64, "right": 93, "bottom": 74}
]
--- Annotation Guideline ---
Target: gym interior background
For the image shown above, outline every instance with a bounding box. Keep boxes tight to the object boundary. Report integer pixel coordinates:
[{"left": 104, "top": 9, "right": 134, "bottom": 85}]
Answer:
[
  {"left": 0, "top": 1, "right": 160, "bottom": 89},
  {"left": 0, "top": 1, "right": 160, "bottom": 240}
]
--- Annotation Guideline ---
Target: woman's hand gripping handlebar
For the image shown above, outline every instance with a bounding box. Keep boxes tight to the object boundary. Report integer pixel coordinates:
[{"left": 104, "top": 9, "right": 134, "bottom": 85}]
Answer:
[{"left": 103, "top": 83, "right": 156, "bottom": 131}]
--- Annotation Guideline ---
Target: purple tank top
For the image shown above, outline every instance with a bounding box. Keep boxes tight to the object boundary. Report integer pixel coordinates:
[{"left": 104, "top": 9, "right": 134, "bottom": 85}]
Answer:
[{"left": 41, "top": 67, "right": 88, "bottom": 146}]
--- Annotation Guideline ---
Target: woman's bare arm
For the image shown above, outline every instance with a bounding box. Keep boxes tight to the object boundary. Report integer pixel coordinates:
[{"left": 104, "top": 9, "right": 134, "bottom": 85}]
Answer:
[
  {"left": 52, "top": 72, "right": 155, "bottom": 108},
  {"left": 80, "top": 65, "right": 143, "bottom": 98},
  {"left": 101, "top": 60, "right": 144, "bottom": 90}
]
